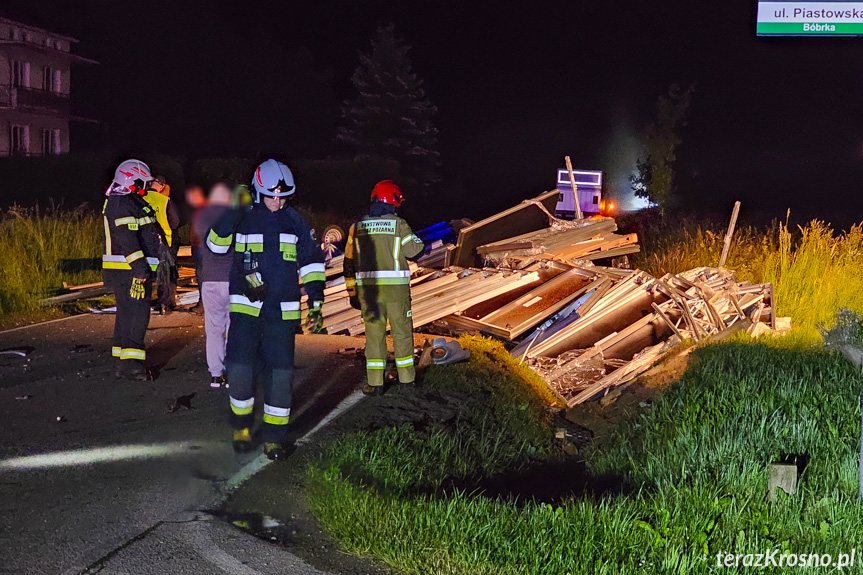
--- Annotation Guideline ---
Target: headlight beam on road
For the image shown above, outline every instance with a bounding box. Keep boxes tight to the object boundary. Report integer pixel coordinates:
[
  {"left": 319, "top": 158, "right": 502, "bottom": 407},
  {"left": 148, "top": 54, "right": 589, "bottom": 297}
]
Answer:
[{"left": 0, "top": 442, "right": 210, "bottom": 471}]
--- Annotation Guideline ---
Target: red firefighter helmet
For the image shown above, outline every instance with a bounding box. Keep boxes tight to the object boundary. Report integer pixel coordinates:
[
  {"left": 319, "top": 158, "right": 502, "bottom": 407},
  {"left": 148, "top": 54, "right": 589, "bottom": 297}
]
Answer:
[{"left": 370, "top": 180, "right": 403, "bottom": 207}]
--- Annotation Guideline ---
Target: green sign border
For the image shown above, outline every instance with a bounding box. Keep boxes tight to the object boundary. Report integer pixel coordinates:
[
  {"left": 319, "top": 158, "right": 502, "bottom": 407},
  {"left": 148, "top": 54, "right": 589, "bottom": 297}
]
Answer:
[{"left": 757, "top": 22, "right": 863, "bottom": 35}]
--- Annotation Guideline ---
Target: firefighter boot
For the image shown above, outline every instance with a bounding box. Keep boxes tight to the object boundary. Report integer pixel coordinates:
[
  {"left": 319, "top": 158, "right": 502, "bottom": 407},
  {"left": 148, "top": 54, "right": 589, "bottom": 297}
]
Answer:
[
  {"left": 362, "top": 382, "right": 389, "bottom": 396},
  {"left": 264, "top": 441, "right": 295, "bottom": 461},
  {"left": 117, "top": 360, "right": 148, "bottom": 381},
  {"left": 232, "top": 428, "right": 255, "bottom": 453}
]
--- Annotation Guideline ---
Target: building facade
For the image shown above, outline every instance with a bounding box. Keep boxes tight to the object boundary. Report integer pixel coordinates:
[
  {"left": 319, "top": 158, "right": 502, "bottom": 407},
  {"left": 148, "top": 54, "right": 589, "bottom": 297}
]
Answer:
[{"left": 0, "top": 17, "right": 96, "bottom": 157}]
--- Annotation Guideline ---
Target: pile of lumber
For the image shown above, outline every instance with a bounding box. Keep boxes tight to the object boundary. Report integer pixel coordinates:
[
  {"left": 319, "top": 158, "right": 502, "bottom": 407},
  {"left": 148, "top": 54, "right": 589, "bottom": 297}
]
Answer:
[
  {"left": 301, "top": 262, "right": 542, "bottom": 336},
  {"left": 476, "top": 218, "right": 639, "bottom": 268},
  {"left": 513, "top": 266, "right": 784, "bottom": 406}
]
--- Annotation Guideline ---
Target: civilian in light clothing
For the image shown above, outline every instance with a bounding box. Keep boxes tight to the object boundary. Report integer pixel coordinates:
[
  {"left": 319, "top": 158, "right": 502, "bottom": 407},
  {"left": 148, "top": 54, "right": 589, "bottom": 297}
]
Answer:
[{"left": 193, "top": 182, "right": 234, "bottom": 388}]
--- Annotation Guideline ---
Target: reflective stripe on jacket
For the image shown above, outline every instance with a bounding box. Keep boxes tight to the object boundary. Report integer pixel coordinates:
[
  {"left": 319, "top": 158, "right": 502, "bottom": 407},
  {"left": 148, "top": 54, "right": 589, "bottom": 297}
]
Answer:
[
  {"left": 210, "top": 204, "right": 325, "bottom": 320},
  {"left": 102, "top": 194, "right": 162, "bottom": 275},
  {"left": 344, "top": 215, "right": 424, "bottom": 289}
]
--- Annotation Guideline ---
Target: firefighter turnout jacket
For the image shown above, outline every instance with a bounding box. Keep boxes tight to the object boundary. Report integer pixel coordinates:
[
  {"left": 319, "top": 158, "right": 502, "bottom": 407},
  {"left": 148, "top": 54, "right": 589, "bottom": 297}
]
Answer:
[
  {"left": 102, "top": 193, "right": 161, "bottom": 277},
  {"left": 343, "top": 215, "right": 424, "bottom": 290},
  {"left": 207, "top": 203, "right": 326, "bottom": 319},
  {"left": 344, "top": 212, "right": 424, "bottom": 386}
]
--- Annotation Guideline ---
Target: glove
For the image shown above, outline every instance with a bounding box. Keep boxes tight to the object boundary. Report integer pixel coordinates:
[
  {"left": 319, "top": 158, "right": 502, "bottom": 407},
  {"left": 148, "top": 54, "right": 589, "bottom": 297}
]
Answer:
[
  {"left": 130, "top": 277, "right": 147, "bottom": 300},
  {"left": 243, "top": 271, "right": 268, "bottom": 302},
  {"left": 306, "top": 305, "right": 324, "bottom": 334},
  {"left": 346, "top": 283, "right": 361, "bottom": 311}
]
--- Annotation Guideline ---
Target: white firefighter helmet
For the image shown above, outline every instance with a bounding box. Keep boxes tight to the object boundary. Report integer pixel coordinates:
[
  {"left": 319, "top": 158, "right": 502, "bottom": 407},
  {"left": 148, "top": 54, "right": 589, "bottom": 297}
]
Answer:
[
  {"left": 112, "top": 159, "right": 153, "bottom": 191},
  {"left": 252, "top": 159, "right": 295, "bottom": 202}
]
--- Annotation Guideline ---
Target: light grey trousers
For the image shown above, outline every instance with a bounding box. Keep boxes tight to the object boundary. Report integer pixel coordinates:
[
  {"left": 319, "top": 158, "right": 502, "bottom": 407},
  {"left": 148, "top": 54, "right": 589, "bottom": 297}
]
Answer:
[{"left": 202, "top": 281, "right": 230, "bottom": 377}]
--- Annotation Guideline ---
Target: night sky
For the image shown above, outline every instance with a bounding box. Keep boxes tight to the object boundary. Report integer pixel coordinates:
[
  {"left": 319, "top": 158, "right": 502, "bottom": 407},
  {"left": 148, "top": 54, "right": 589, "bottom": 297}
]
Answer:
[{"left": 5, "top": 1, "right": 863, "bottom": 223}]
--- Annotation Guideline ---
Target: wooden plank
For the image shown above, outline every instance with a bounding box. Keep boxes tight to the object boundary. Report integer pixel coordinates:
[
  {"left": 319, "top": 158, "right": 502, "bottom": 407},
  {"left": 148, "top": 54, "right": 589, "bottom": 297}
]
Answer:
[
  {"left": 718, "top": 201, "right": 741, "bottom": 268},
  {"left": 767, "top": 283, "right": 777, "bottom": 329},
  {"left": 442, "top": 314, "right": 513, "bottom": 339},
  {"left": 564, "top": 155, "right": 583, "bottom": 220},
  {"left": 481, "top": 268, "right": 591, "bottom": 322},
  {"left": 652, "top": 302, "right": 683, "bottom": 341},
  {"left": 451, "top": 190, "right": 560, "bottom": 268},
  {"left": 568, "top": 337, "right": 678, "bottom": 406},
  {"left": 675, "top": 295, "right": 703, "bottom": 339},
  {"left": 526, "top": 277, "right": 658, "bottom": 359}
]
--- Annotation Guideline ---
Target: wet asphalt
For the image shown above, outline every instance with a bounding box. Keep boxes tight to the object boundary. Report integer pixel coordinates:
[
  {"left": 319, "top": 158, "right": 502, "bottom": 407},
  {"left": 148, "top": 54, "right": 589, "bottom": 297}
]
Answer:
[{"left": 0, "top": 312, "right": 364, "bottom": 575}]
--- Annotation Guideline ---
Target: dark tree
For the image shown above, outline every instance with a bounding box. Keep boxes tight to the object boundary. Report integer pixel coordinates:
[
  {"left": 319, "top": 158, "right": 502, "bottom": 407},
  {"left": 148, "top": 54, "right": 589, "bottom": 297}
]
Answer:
[
  {"left": 338, "top": 24, "right": 440, "bottom": 192},
  {"left": 631, "top": 83, "right": 694, "bottom": 214}
]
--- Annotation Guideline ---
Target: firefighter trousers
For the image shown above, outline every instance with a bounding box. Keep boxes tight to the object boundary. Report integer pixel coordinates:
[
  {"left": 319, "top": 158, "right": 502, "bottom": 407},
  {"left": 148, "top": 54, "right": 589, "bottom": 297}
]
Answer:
[
  {"left": 225, "top": 312, "right": 295, "bottom": 444},
  {"left": 105, "top": 272, "right": 152, "bottom": 369},
  {"left": 359, "top": 284, "right": 415, "bottom": 386}
]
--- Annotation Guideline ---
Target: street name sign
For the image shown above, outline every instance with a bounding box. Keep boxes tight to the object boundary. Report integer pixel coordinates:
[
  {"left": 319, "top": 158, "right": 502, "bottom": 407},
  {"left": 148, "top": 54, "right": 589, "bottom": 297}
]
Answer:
[{"left": 758, "top": 1, "right": 863, "bottom": 35}]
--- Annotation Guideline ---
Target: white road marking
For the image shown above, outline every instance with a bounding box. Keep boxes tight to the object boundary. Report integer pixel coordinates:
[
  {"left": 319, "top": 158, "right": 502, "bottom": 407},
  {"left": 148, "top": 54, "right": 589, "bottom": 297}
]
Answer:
[
  {"left": 296, "top": 389, "right": 365, "bottom": 446},
  {"left": 217, "top": 389, "right": 366, "bottom": 497},
  {"left": 183, "top": 521, "right": 264, "bottom": 575},
  {"left": 0, "top": 313, "right": 87, "bottom": 336}
]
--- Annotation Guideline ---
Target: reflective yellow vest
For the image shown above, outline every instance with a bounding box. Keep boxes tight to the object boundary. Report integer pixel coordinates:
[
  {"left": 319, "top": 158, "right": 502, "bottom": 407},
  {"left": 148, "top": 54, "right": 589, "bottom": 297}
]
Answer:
[{"left": 144, "top": 190, "right": 172, "bottom": 246}]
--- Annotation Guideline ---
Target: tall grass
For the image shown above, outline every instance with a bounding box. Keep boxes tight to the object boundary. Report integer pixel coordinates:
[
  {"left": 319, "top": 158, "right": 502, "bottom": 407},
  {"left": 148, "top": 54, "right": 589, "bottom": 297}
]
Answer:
[
  {"left": 633, "top": 218, "right": 863, "bottom": 342},
  {"left": 0, "top": 206, "right": 102, "bottom": 314},
  {"left": 308, "top": 340, "right": 863, "bottom": 574}
]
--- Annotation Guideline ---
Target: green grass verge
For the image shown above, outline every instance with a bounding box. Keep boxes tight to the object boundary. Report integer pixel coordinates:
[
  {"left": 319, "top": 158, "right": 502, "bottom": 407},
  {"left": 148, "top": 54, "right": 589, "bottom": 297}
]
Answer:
[
  {"left": 308, "top": 338, "right": 863, "bottom": 574},
  {"left": 0, "top": 207, "right": 102, "bottom": 315}
]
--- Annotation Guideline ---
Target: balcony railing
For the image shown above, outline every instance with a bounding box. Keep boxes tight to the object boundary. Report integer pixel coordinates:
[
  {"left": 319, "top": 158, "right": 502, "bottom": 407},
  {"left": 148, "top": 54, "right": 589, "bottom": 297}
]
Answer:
[{"left": 0, "top": 85, "right": 70, "bottom": 115}]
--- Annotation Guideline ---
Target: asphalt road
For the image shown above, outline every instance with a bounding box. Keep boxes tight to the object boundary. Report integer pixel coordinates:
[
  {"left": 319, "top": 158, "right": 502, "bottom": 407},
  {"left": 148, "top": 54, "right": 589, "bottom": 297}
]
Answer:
[{"left": 0, "top": 312, "right": 366, "bottom": 575}]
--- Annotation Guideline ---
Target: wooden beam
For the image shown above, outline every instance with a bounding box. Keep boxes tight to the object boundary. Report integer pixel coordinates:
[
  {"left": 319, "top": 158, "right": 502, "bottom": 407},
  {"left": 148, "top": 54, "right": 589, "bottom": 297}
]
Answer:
[
  {"left": 564, "top": 155, "right": 583, "bottom": 220},
  {"left": 718, "top": 200, "right": 741, "bottom": 268},
  {"left": 652, "top": 302, "right": 683, "bottom": 341}
]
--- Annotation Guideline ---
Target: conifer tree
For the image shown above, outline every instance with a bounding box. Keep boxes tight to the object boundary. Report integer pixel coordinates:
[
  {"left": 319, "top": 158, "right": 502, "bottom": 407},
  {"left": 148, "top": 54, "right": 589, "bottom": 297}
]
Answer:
[{"left": 338, "top": 24, "right": 440, "bottom": 191}]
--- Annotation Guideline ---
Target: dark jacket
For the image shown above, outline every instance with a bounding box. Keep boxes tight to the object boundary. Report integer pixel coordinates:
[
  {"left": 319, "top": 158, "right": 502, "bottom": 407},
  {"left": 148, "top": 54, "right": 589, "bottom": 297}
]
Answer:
[
  {"left": 193, "top": 204, "right": 233, "bottom": 283},
  {"left": 102, "top": 193, "right": 162, "bottom": 279},
  {"left": 208, "top": 203, "right": 325, "bottom": 320}
]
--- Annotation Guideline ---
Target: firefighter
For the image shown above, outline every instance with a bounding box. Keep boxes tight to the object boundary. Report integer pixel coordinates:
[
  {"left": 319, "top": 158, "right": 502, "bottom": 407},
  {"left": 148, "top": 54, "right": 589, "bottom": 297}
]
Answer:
[
  {"left": 144, "top": 176, "right": 180, "bottom": 313},
  {"left": 344, "top": 180, "right": 424, "bottom": 395},
  {"left": 207, "top": 159, "right": 325, "bottom": 460},
  {"left": 102, "top": 159, "right": 162, "bottom": 381}
]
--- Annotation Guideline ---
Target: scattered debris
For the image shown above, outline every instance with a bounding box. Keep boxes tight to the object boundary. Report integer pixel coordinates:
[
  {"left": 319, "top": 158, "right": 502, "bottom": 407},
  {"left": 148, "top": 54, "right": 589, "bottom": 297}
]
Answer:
[
  {"left": 88, "top": 306, "right": 116, "bottom": 314},
  {"left": 0, "top": 348, "right": 31, "bottom": 357},
  {"left": 56, "top": 415, "right": 67, "bottom": 423},
  {"left": 167, "top": 392, "right": 197, "bottom": 413},
  {"left": 431, "top": 338, "right": 471, "bottom": 365},
  {"left": 294, "top": 192, "right": 784, "bottom": 406},
  {"left": 15, "top": 395, "right": 32, "bottom": 400}
]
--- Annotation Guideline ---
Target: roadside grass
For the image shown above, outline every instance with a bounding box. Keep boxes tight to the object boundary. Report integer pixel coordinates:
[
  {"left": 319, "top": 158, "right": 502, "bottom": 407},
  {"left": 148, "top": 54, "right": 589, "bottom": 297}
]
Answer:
[
  {"left": 0, "top": 206, "right": 102, "bottom": 315},
  {"left": 308, "top": 336, "right": 863, "bottom": 574},
  {"left": 632, "top": 218, "right": 863, "bottom": 344},
  {"left": 0, "top": 204, "right": 347, "bottom": 322}
]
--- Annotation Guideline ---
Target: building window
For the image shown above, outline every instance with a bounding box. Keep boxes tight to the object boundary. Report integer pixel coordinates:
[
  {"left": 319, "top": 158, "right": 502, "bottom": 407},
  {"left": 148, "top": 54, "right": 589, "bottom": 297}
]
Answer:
[
  {"left": 42, "top": 67, "right": 53, "bottom": 91},
  {"left": 24, "top": 32, "right": 32, "bottom": 43},
  {"left": 41, "top": 129, "right": 51, "bottom": 156},
  {"left": 11, "top": 28, "right": 21, "bottom": 41},
  {"left": 593, "top": 196, "right": 599, "bottom": 205},
  {"left": 40, "top": 129, "right": 61, "bottom": 156},
  {"left": 12, "top": 61, "right": 30, "bottom": 88},
  {"left": 11, "top": 125, "right": 30, "bottom": 155}
]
